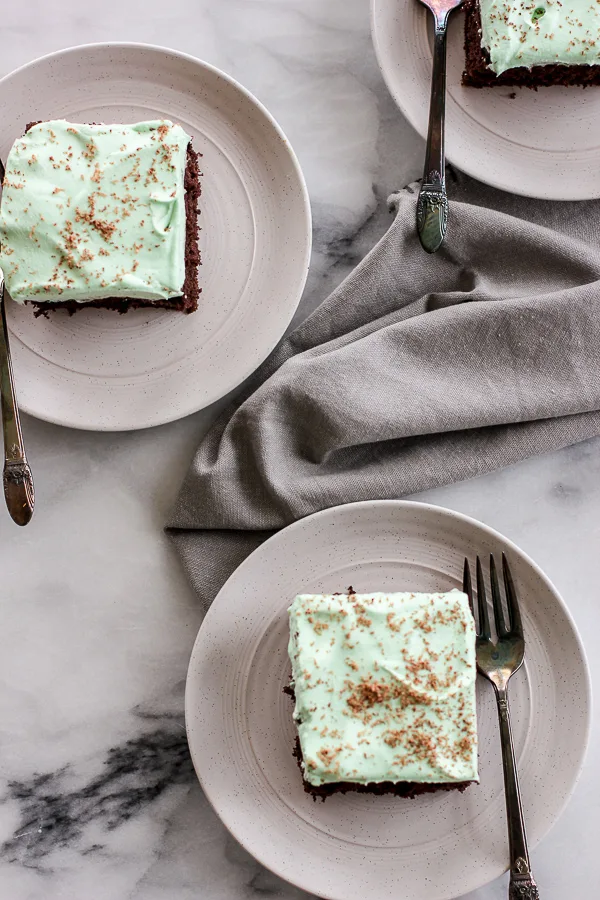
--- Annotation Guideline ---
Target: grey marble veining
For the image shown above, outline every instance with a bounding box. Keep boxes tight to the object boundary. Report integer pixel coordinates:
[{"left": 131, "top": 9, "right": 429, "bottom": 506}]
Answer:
[{"left": 0, "top": 2, "right": 598, "bottom": 899}]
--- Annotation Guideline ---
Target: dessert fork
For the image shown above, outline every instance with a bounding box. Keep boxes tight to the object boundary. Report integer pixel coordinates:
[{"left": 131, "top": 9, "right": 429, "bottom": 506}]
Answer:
[
  {"left": 416, "top": 0, "right": 463, "bottom": 253},
  {"left": 463, "top": 554, "right": 539, "bottom": 900},
  {"left": 0, "top": 266, "right": 34, "bottom": 525}
]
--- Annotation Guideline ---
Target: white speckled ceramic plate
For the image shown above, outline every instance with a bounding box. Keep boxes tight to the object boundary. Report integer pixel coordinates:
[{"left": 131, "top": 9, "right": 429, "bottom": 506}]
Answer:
[
  {"left": 371, "top": 0, "right": 600, "bottom": 199},
  {"left": 186, "top": 500, "right": 591, "bottom": 900},
  {"left": 0, "top": 43, "right": 311, "bottom": 430}
]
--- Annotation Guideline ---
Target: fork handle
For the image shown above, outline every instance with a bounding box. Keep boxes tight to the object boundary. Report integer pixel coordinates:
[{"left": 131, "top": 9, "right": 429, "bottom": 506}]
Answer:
[
  {"left": 495, "top": 688, "right": 540, "bottom": 899},
  {"left": 0, "top": 275, "right": 34, "bottom": 526},
  {"left": 416, "top": 19, "right": 449, "bottom": 254}
]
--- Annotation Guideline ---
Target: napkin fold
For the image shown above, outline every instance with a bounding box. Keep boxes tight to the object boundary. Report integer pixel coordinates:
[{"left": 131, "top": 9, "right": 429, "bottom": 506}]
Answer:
[{"left": 168, "top": 169, "right": 600, "bottom": 610}]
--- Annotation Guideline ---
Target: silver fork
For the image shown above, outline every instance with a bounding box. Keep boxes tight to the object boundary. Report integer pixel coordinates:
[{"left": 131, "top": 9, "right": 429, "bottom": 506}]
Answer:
[
  {"left": 463, "top": 554, "right": 539, "bottom": 900},
  {"left": 416, "top": 0, "right": 463, "bottom": 253},
  {"left": 0, "top": 267, "right": 34, "bottom": 525},
  {"left": 0, "top": 154, "right": 35, "bottom": 526}
]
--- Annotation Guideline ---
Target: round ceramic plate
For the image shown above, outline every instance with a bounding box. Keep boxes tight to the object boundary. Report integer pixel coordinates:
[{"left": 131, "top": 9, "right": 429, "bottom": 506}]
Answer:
[
  {"left": 371, "top": 0, "right": 600, "bottom": 199},
  {"left": 186, "top": 500, "right": 591, "bottom": 900},
  {"left": 0, "top": 43, "right": 311, "bottom": 430}
]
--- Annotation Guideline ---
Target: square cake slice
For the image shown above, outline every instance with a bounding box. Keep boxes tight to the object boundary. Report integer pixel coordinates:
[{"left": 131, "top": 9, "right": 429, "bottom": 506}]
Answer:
[
  {"left": 463, "top": 0, "right": 600, "bottom": 87},
  {"left": 288, "top": 589, "right": 478, "bottom": 798},
  {"left": 0, "top": 120, "right": 200, "bottom": 314}
]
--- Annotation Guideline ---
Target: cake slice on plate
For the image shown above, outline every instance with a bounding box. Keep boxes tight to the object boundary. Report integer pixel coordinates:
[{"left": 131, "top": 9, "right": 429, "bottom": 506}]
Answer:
[
  {"left": 463, "top": 0, "right": 600, "bottom": 87},
  {"left": 0, "top": 119, "right": 201, "bottom": 314},
  {"left": 288, "top": 588, "right": 478, "bottom": 799}
]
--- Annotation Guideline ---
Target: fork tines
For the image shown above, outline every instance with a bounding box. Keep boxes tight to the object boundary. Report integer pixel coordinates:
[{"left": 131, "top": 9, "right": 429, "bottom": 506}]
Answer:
[{"left": 463, "top": 553, "right": 523, "bottom": 639}]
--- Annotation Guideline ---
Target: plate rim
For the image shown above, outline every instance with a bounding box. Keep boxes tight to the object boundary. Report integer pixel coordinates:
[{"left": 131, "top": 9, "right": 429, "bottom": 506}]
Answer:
[
  {"left": 369, "top": 0, "right": 597, "bottom": 201},
  {"left": 0, "top": 41, "right": 312, "bottom": 431},
  {"left": 185, "top": 498, "right": 592, "bottom": 899}
]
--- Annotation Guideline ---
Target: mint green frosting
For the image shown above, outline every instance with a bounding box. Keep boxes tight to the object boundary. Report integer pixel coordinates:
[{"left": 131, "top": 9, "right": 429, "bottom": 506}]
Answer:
[
  {"left": 288, "top": 591, "right": 478, "bottom": 786},
  {"left": 0, "top": 120, "right": 190, "bottom": 303},
  {"left": 480, "top": 0, "right": 600, "bottom": 74}
]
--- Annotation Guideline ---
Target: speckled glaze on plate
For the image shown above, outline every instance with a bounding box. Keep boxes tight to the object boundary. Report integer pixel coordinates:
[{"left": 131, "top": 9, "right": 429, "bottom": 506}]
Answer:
[
  {"left": 0, "top": 43, "right": 311, "bottom": 430},
  {"left": 186, "top": 500, "right": 591, "bottom": 900},
  {"left": 371, "top": 0, "right": 600, "bottom": 199}
]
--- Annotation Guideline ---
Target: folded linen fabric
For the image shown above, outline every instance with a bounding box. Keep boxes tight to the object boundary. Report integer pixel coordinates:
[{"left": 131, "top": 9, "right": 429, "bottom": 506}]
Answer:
[{"left": 168, "top": 170, "right": 600, "bottom": 610}]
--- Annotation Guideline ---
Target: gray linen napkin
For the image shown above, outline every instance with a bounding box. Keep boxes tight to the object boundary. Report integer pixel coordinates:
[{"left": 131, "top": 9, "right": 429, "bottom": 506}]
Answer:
[{"left": 168, "top": 169, "right": 600, "bottom": 611}]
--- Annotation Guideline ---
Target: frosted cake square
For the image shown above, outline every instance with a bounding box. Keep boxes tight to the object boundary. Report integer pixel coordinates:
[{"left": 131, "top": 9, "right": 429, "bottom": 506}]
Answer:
[
  {"left": 0, "top": 119, "right": 200, "bottom": 314},
  {"left": 288, "top": 589, "right": 478, "bottom": 798}
]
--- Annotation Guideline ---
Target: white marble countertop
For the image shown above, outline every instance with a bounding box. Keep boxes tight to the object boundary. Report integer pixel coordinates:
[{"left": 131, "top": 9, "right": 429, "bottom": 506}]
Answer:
[{"left": 0, "top": 2, "right": 598, "bottom": 898}]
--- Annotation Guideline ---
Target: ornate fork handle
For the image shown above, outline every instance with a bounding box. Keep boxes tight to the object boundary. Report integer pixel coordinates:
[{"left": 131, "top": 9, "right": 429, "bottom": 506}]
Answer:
[
  {"left": 496, "top": 689, "right": 540, "bottom": 900},
  {"left": 509, "top": 874, "right": 540, "bottom": 900},
  {"left": 416, "top": 17, "right": 449, "bottom": 253},
  {"left": 0, "top": 270, "right": 34, "bottom": 525}
]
